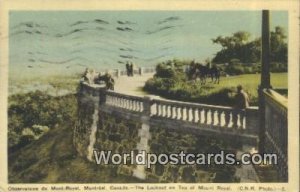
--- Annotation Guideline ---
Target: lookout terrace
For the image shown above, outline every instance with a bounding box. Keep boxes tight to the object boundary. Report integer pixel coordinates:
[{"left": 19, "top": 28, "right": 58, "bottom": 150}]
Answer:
[{"left": 73, "top": 11, "right": 288, "bottom": 183}]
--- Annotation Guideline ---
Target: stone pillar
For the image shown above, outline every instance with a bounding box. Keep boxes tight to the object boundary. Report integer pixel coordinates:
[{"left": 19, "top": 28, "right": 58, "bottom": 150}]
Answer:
[
  {"left": 245, "top": 107, "right": 259, "bottom": 134},
  {"left": 143, "top": 96, "right": 152, "bottom": 116},
  {"left": 133, "top": 96, "right": 152, "bottom": 180},
  {"left": 99, "top": 87, "right": 107, "bottom": 105}
]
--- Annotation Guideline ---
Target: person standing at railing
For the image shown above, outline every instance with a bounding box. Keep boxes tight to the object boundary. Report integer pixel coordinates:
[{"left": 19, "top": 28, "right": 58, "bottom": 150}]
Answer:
[
  {"left": 81, "top": 68, "right": 89, "bottom": 82},
  {"left": 106, "top": 74, "right": 115, "bottom": 90},
  {"left": 126, "top": 62, "right": 130, "bottom": 76},
  {"left": 233, "top": 85, "right": 249, "bottom": 128},
  {"left": 129, "top": 62, "right": 134, "bottom": 76},
  {"left": 81, "top": 68, "right": 94, "bottom": 84}
]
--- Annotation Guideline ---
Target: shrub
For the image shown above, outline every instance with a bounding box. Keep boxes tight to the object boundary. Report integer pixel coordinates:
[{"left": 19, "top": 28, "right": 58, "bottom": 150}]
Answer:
[
  {"left": 225, "top": 64, "right": 245, "bottom": 75},
  {"left": 155, "top": 64, "right": 176, "bottom": 78},
  {"left": 270, "top": 62, "right": 287, "bottom": 72},
  {"left": 229, "top": 58, "right": 241, "bottom": 65}
]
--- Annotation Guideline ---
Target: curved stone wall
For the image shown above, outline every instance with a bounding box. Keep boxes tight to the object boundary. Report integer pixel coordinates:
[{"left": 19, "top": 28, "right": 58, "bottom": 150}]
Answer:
[{"left": 73, "top": 82, "right": 262, "bottom": 182}]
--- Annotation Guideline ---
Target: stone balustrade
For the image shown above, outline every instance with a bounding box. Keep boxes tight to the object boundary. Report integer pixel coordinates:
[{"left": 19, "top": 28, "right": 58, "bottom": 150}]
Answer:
[
  {"left": 150, "top": 98, "right": 259, "bottom": 134},
  {"left": 79, "top": 82, "right": 260, "bottom": 138},
  {"left": 85, "top": 83, "right": 260, "bottom": 136},
  {"left": 106, "top": 67, "right": 156, "bottom": 77},
  {"left": 263, "top": 89, "right": 288, "bottom": 181},
  {"left": 105, "top": 91, "right": 145, "bottom": 113}
]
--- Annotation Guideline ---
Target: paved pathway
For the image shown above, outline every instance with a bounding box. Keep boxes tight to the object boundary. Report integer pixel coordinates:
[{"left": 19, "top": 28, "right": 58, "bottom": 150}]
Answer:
[
  {"left": 114, "top": 73, "right": 155, "bottom": 96},
  {"left": 234, "top": 146, "right": 259, "bottom": 182}
]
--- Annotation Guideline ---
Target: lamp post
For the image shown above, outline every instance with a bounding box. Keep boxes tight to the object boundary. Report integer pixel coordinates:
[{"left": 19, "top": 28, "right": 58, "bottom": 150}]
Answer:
[{"left": 258, "top": 10, "right": 271, "bottom": 153}]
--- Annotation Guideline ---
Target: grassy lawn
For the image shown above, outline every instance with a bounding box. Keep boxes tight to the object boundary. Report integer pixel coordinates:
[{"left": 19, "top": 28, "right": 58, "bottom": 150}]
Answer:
[
  {"left": 202, "top": 73, "right": 287, "bottom": 99},
  {"left": 144, "top": 72, "right": 287, "bottom": 106},
  {"left": 9, "top": 73, "right": 81, "bottom": 96}
]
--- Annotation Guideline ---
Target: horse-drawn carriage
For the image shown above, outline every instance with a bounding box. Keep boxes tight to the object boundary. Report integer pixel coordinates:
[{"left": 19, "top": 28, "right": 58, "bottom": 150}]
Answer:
[{"left": 187, "top": 61, "right": 221, "bottom": 85}]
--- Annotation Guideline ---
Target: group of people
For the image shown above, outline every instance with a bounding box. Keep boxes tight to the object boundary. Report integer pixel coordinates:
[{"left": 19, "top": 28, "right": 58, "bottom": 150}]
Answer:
[
  {"left": 125, "top": 62, "right": 134, "bottom": 76},
  {"left": 82, "top": 68, "right": 97, "bottom": 84},
  {"left": 81, "top": 68, "right": 115, "bottom": 90}
]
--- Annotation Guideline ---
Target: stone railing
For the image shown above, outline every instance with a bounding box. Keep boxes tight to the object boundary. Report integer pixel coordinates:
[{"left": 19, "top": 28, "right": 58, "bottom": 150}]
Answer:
[
  {"left": 105, "top": 91, "right": 145, "bottom": 113},
  {"left": 92, "top": 86, "right": 260, "bottom": 136},
  {"left": 263, "top": 89, "right": 288, "bottom": 181},
  {"left": 150, "top": 98, "right": 259, "bottom": 135}
]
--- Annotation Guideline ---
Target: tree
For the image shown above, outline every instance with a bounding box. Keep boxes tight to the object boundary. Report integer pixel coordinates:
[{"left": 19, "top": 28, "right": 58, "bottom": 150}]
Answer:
[
  {"left": 212, "top": 31, "right": 251, "bottom": 49},
  {"left": 270, "top": 26, "right": 287, "bottom": 63},
  {"left": 232, "top": 31, "right": 251, "bottom": 46},
  {"left": 212, "top": 26, "right": 287, "bottom": 65},
  {"left": 212, "top": 31, "right": 255, "bottom": 63}
]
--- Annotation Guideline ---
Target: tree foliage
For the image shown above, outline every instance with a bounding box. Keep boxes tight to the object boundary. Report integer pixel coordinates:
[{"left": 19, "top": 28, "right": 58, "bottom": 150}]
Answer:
[
  {"left": 270, "top": 26, "right": 287, "bottom": 63},
  {"left": 212, "top": 26, "right": 287, "bottom": 65},
  {"left": 8, "top": 91, "right": 77, "bottom": 150}
]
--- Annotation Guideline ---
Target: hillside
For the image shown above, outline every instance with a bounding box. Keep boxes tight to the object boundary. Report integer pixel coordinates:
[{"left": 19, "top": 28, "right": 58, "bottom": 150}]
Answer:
[
  {"left": 7, "top": 91, "right": 142, "bottom": 183},
  {"left": 8, "top": 122, "right": 141, "bottom": 183}
]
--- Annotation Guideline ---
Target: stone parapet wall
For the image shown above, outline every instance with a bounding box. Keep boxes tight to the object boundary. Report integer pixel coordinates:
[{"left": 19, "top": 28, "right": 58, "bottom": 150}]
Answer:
[
  {"left": 263, "top": 89, "right": 288, "bottom": 182},
  {"left": 74, "top": 81, "right": 262, "bottom": 181},
  {"left": 146, "top": 125, "right": 239, "bottom": 182}
]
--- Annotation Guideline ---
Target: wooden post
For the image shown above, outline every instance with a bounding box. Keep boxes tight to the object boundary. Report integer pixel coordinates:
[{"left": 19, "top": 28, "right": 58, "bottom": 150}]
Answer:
[{"left": 258, "top": 10, "right": 271, "bottom": 153}]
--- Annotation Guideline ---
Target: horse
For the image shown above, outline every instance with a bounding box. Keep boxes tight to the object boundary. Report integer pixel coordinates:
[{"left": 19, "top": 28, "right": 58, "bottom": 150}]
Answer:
[
  {"left": 187, "top": 62, "right": 209, "bottom": 85},
  {"left": 187, "top": 62, "right": 220, "bottom": 85},
  {"left": 209, "top": 65, "right": 220, "bottom": 84},
  {"left": 198, "top": 64, "right": 211, "bottom": 85}
]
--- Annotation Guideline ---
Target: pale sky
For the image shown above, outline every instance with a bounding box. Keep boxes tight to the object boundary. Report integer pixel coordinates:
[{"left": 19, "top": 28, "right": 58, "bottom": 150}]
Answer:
[{"left": 9, "top": 11, "right": 288, "bottom": 76}]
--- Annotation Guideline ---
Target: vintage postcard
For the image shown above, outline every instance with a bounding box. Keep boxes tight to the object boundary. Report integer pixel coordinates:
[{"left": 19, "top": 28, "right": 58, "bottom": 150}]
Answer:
[{"left": 0, "top": 0, "right": 299, "bottom": 191}]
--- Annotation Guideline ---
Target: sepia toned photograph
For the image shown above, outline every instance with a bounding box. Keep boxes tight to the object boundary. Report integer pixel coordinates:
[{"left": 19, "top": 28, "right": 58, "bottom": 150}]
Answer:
[{"left": 0, "top": 0, "right": 299, "bottom": 191}]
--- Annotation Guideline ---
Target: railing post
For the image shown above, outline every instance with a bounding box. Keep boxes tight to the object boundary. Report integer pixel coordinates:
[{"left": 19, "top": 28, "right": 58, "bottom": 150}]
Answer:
[
  {"left": 232, "top": 110, "right": 238, "bottom": 129},
  {"left": 224, "top": 111, "right": 230, "bottom": 127},
  {"left": 217, "top": 110, "right": 222, "bottom": 126},
  {"left": 210, "top": 109, "right": 215, "bottom": 126},
  {"left": 245, "top": 107, "right": 259, "bottom": 134},
  {"left": 143, "top": 96, "right": 152, "bottom": 116},
  {"left": 198, "top": 108, "right": 202, "bottom": 123}
]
